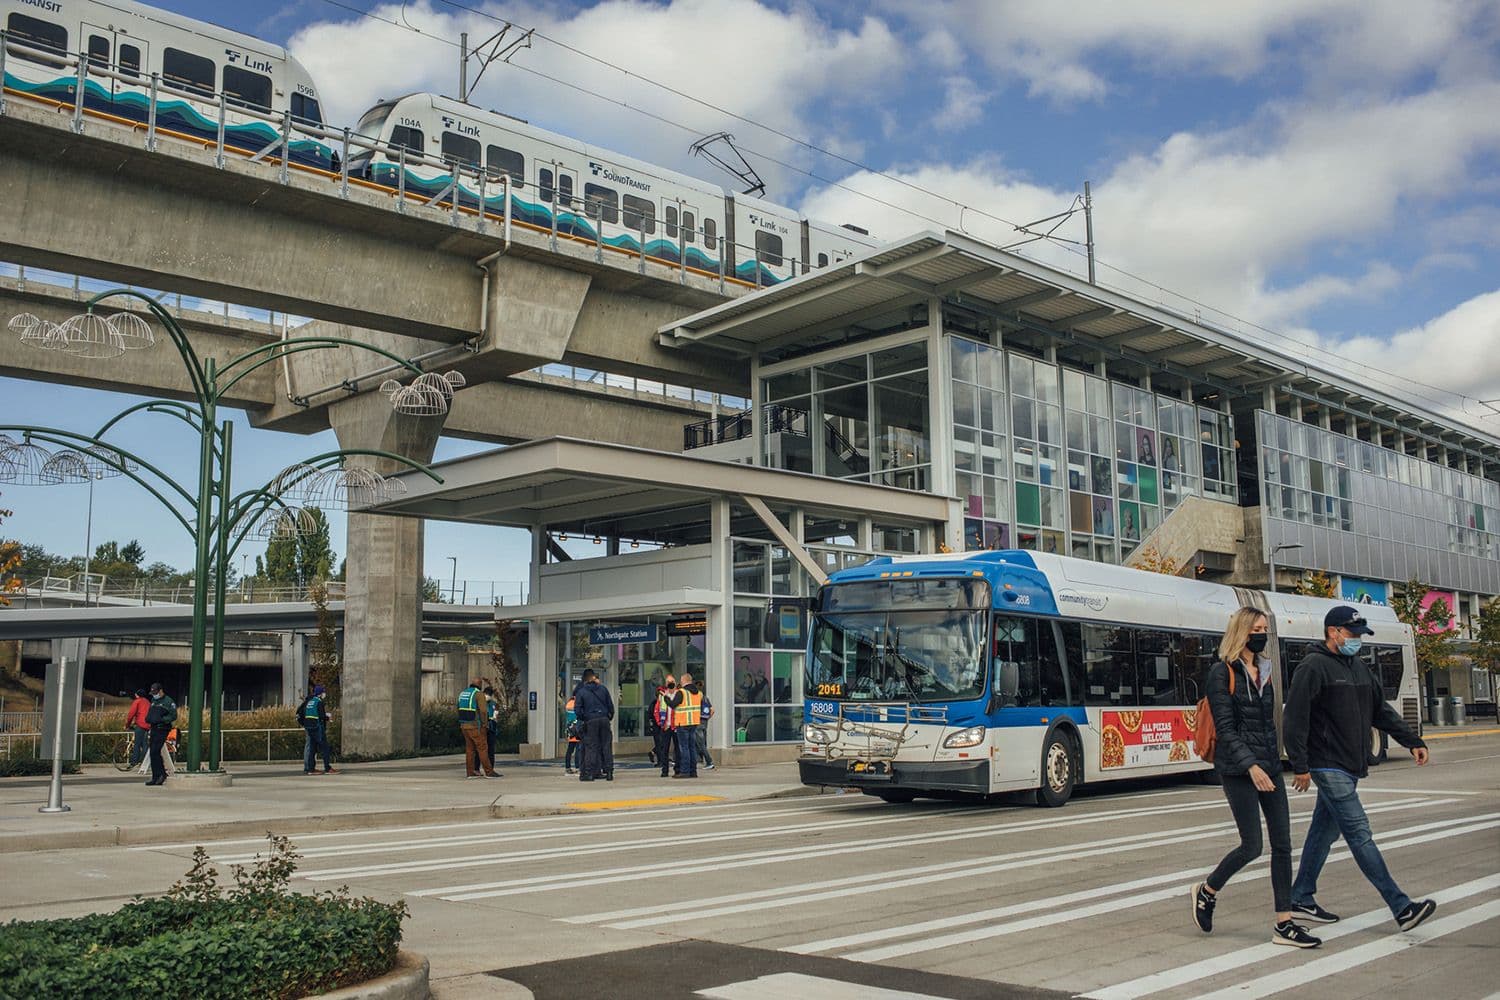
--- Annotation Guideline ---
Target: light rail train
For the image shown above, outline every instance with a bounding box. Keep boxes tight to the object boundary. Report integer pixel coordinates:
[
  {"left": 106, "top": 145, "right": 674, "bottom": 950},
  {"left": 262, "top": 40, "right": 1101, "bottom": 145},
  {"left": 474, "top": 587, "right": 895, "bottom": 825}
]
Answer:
[
  {"left": 2, "top": 0, "right": 875, "bottom": 284},
  {"left": 799, "top": 550, "right": 1419, "bottom": 806}
]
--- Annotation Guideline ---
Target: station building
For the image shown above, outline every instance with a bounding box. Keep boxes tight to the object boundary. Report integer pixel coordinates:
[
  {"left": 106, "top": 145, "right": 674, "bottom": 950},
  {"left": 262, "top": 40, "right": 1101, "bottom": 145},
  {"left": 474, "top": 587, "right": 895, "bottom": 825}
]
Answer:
[{"left": 373, "top": 230, "right": 1500, "bottom": 759}]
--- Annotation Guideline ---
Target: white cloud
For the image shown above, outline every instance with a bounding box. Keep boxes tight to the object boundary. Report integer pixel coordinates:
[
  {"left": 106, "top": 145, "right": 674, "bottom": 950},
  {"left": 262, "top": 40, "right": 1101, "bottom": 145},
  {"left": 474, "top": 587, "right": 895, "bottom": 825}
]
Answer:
[
  {"left": 920, "top": 0, "right": 1490, "bottom": 102},
  {"left": 288, "top": 0, "right": 907, "bottom": 193},
  {"left": 933, "top": 76, "right": 989, "bottom": 131}
]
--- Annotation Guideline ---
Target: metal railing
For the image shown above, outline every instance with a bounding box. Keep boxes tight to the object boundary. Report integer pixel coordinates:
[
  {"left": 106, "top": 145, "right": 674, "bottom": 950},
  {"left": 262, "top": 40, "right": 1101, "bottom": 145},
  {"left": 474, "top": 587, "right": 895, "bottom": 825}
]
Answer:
[
  {"left": 1, "top": 31, "right": 808, "bottom": 295},
  {"left": 1, "top": 727, "right": 311, "bottom": 763}
]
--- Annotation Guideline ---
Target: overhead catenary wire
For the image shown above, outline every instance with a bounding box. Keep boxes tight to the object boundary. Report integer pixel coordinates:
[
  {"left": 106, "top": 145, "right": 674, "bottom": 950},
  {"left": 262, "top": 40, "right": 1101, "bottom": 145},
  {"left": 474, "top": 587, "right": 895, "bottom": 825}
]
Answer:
[{"left": 316, "top": 0, "right": 1498, "bottom": 424}]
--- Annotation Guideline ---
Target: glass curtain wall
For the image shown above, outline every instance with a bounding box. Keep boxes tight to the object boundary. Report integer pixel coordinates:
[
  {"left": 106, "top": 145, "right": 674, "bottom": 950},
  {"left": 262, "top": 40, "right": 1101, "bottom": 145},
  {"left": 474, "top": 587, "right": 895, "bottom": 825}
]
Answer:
[
  {"left": 1259, "top": 411, "right": 1500, "bottom": 593},
  {"left": 761, "top": 340, "right": 931, "bottom": 490}
]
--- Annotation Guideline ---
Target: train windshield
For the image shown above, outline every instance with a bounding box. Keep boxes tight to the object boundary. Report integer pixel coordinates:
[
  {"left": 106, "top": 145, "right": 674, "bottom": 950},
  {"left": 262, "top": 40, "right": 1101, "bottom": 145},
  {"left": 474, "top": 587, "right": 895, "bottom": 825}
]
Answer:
[{"left": 809, "top": 578, "right": 990, "bottom": 703}]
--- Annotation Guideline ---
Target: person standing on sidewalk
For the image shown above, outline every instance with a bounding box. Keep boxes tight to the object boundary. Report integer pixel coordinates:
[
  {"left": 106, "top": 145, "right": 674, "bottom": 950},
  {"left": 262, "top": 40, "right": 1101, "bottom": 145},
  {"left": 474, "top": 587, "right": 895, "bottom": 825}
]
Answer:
[
  {"left": 300, "top": 685, "right": 337, "bottom": 775},
  {"left": 483, "top": 681, "right": 504, "bottom": 778},
  {"left": 143, "top": 682, "right": 175, "bottom": 787},
  {"left": 574, "top": 669, "right": 614, "bottom": 782},
  {"left": 1285, "top": 605, "right": 1436, "bottom": 932},
  {"left": 653, "top": 675, "right": 679, "bottom": 778},
  {"left": 125, "top": 688, "right": 151, "bottom": 768},
  {"left": 688, "top": 678, "right": 716, "bottom": 771},
  {"left": 672, "top": 672, "right": 702, "bottom": 779},
  {"left": 1191, "top": 608, "right": 1319, "bottom": 948},
  {"left": 458, "top": 679, "right": 498, "bottom": 779},
  {"left": 563, "top": 690, "right": 583, "bottom": 775}
]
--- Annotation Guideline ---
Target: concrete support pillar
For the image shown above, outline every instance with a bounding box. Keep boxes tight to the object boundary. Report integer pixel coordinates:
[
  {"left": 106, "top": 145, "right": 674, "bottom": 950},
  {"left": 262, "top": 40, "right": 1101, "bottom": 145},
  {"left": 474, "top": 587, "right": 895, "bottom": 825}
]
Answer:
[
  {"left": 329, "top": 392, "right": 446, "bottom": 755},
  {"left": 523, "top": 620, "right": 556, "bottom": 759},
  {"left": 707, "top": 496, "right": 734, "bottom": 753},
  {"left": 280, "top": 633, "right": 308, "bottom": 706}
]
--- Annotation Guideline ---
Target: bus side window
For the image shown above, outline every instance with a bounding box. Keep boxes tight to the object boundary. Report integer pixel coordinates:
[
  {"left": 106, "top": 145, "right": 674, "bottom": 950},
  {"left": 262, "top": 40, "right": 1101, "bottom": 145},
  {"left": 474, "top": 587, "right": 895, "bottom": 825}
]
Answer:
[
  {"left": 1083, "top": 624, "right": 1135, "bottom": 705},
  {"left": 1176, "top": 633, "right": 1217, "bottom": 704},
  {"left": 1136, "top": 629, "right": 1180, "bottom": 705},
  {"left": 992, "top": 617, "right": 1069, "bottom": 708}
]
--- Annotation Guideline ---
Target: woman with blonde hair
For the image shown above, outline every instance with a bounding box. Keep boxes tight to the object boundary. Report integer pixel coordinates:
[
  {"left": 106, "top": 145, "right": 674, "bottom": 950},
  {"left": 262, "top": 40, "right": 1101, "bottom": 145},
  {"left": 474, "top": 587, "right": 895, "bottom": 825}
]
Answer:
[{"left": 1191, "top": 606, "right": 1321, "bottom": 948}]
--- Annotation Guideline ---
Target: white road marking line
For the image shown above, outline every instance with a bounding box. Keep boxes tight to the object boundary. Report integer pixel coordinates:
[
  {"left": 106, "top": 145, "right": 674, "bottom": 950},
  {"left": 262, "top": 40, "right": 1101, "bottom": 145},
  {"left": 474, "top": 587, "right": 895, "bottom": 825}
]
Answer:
[
  {"left": 425, "top": 796, "right": 1244, "bottom": 900},
  {"left": 784, "top": 799, "right": 1460, "bottom": 954},
  {"left": 133, "top": 792, "right": 873, "bottom": 852},
  {"left": 696, "top": 972, "right": 959, "bottom": 1000},
  {"left": 304, "top": 806, "right": 977, "bottom": 881},
  {"left": 1082, "top": 870, "right": 1500, "bottom": 999},
  {"left": 842, "top": 816, "right": 1500, "bottom": 962},
  {"left": 211, "top": 800, "right": 881, "bottom": 864},
  {"left": 1358, "top": 786, "right": 1483, "bottom": 796},
  {"left": 1190, "top": 898, "right": 1500, "bottom": 1000},
  {"left": 609, "top": 797, "right": 1444, "bottom": 932}
]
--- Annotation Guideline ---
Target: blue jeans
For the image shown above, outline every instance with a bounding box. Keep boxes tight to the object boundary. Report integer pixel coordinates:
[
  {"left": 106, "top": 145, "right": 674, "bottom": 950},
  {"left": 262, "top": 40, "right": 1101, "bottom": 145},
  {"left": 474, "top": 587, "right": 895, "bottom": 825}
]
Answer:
[
  {"left": 303, "top": 722, "right": 332, "bottom": 772},
  {"left": 1292, "top": 769, "right": 1411, "bottom": 916},
  {"left": 694, "top": 725, "right": 713, "bottom": 766},
  {"left": 130, "top": 727, "right": 148, "bottom": 767},
  {"left": 675, "top": 726, "right": 698, "bottom": 777}
]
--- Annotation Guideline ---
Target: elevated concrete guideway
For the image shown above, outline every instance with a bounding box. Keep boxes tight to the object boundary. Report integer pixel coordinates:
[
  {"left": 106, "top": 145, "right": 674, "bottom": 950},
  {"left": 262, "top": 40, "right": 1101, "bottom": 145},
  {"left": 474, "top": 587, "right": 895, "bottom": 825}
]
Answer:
[{"left": 0, "top": 99, "right": 748, "bottom": 394}]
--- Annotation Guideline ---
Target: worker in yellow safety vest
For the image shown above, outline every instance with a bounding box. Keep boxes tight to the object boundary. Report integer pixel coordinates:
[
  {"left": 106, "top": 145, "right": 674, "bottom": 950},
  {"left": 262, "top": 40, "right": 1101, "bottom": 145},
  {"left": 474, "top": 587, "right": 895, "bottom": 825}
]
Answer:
[{"left": 671, "top": 677, "right": 702, "bottom": 778}]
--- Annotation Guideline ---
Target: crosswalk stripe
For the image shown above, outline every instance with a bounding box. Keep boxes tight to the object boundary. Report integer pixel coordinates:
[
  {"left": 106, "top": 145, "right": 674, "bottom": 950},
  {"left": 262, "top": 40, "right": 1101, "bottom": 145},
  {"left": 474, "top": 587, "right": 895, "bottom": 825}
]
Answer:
[
  {"left": 1081, "top": 870, "right": 1500, "bottom": 999},
  {"left": 1189, "top": 898, "right": 1500, "bottom": 1000},
  {"left": 842, "top": 816, "right": 1500, "bottom": 962}
]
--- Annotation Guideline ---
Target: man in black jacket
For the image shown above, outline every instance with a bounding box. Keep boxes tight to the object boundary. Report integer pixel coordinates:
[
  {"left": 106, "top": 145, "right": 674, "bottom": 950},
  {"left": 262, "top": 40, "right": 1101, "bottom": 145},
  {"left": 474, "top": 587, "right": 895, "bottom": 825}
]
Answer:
[
  {"left": 574, "top": 669, "right": 614, "bottom": 782},
  {"left": 143, "top": 682, "right": 176, "bottom": 787},
  {"left": 1284, "top": 606, "right": 1435, "bottom": 931}
]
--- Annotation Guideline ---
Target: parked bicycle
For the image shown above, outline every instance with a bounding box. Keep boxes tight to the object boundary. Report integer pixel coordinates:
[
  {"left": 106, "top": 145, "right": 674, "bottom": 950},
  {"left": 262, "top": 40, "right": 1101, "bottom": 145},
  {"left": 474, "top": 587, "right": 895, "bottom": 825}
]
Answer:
[{"left": 112, "top": 730, "right": 181, "bottom": 773}]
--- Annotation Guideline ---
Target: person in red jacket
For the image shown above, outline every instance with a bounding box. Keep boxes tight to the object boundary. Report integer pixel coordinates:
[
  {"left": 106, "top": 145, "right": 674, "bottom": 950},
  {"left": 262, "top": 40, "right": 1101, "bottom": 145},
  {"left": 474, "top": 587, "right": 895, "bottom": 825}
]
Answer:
[{"left": 124, "top": 688, "right": 150, "bottom": 768}]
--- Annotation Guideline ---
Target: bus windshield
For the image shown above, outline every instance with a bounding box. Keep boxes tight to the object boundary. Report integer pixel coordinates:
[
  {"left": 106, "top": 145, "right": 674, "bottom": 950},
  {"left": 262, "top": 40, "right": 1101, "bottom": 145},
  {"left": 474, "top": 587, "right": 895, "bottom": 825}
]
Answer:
[{"left": 808, "top": 609, "right": 988, "bottom": 703}]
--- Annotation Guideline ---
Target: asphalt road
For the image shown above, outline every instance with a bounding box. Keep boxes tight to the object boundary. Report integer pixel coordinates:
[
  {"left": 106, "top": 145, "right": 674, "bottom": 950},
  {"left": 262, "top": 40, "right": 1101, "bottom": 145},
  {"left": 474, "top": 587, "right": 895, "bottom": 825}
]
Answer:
[{"left": 4, "top": 732, "right": 1498, "bottom": 999}]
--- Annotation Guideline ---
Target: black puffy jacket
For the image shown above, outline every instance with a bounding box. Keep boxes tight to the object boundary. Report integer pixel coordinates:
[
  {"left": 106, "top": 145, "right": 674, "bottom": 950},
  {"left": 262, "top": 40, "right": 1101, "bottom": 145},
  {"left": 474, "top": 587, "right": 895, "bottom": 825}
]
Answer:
[{"left": 1206, "top": 658, "right": 1278, "bottom": 775}]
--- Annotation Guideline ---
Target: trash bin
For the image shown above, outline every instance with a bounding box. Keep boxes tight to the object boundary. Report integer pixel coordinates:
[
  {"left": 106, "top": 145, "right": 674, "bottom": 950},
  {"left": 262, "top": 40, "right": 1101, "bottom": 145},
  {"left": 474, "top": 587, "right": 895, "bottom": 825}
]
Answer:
[
  {"left": 1449, "top": 696, "right": 1465, "bottom": 726},
  {"left": 1428, "top": 697, "right": 1448, "bottom": 726}
]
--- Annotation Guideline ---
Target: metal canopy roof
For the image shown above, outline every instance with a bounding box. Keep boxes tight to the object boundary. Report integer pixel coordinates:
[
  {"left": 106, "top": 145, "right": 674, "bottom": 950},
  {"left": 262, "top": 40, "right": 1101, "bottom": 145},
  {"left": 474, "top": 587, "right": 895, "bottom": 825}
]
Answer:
[
  {"left": 659, "top": 230, "right": 1500, "bottom": 460},
  {"left": 363, "top": 437, "right": 951, "bottom": 544}
]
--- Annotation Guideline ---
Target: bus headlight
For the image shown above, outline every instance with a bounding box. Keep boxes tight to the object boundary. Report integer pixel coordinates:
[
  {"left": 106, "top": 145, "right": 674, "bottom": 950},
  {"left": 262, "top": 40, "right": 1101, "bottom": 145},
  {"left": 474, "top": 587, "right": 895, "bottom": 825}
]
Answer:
[
  {"left": 804, "top": 725, "right": 834, "bottom": 744},
  {"left": 942, "top": 726, "right": 986, "bottom": 749}
]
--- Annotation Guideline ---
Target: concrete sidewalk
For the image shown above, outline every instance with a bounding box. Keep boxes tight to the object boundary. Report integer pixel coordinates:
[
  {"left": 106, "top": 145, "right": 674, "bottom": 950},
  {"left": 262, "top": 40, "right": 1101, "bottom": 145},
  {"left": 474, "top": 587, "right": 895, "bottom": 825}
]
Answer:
[{"left": 0, "top": 754, "right": 813, "bottom": 853}]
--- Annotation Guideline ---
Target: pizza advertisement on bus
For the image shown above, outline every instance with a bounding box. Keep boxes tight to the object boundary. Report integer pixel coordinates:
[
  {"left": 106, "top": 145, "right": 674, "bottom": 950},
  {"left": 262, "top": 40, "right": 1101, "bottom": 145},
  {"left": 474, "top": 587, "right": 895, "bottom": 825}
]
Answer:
[{"left": 1099, "top": 709, "right": 1196, "bottom": 769}]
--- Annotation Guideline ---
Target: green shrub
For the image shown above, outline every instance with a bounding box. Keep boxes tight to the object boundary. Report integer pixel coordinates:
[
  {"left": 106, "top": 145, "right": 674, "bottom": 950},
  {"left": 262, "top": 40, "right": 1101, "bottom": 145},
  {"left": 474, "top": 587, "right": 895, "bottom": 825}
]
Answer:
[{"left": 0, "top": 835, "right": 406, "bottom": 1000}]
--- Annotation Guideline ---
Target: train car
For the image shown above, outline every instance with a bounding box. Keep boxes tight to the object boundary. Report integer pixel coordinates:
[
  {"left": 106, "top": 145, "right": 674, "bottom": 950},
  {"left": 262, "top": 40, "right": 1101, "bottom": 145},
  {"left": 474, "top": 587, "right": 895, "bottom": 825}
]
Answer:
[
  {"left": 800, "top": 549, "right": 1420, "bottom": 806},
  {"left": 2, "top": 0, "right": 334, "bottom": 169},
  {"left": 349, "top": 92, "right": 876, "bottom": 287}
]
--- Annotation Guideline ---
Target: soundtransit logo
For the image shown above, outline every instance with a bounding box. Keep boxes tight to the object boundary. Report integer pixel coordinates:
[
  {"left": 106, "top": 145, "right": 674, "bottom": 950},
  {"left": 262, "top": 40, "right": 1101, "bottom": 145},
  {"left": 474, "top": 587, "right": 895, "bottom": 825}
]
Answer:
[{"left": 588, "top": 161, "right": 651, "bottom": 192}]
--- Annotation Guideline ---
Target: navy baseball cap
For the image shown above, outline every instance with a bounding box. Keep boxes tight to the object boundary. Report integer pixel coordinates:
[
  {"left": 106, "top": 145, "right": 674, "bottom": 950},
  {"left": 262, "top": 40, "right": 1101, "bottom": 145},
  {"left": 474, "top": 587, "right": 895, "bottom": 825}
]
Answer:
[{"left": 1324, "top": 605, "right": 1374, "bottom": 635}]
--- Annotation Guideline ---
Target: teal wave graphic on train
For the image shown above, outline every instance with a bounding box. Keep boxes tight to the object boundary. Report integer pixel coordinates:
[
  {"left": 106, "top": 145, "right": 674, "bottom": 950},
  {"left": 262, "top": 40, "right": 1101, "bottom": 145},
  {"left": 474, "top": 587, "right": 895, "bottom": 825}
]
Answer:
[
  {"left": 2, "top": 71, "right": 336, "bottom": 170},
  {"left": 368, "top": 161, "right": 744, "bottom": 276}
]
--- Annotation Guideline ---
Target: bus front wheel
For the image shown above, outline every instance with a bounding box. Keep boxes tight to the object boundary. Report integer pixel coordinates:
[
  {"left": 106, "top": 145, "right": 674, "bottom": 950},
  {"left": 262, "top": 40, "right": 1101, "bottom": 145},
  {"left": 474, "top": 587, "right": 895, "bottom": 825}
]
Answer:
[
  {"left": 1036, "top": 730, "right": 1077, "bottom": 807},
  {"left": 1368, "top": 728, "right": 1388, "bottom": 766}
]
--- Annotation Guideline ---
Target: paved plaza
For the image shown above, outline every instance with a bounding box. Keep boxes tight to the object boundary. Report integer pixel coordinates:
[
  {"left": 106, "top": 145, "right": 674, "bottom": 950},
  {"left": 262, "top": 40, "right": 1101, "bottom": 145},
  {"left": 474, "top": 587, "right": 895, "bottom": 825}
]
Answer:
[{"left": 2, "top": 728, "right": 1496, "bottom": 999}]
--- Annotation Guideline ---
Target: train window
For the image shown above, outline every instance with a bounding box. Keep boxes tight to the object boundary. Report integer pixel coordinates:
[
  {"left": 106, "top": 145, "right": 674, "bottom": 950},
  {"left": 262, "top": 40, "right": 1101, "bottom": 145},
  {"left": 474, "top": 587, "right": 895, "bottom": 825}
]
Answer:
[
  {"left": 223, "top": 66, "right": 272, "bottom": 113},
  {"left": 7, "top": 14, "right": 67, "bottom": 61},
  {"left": 703, "top": 217, "right": 717, "bottom": 248},
  {"left": 584, "top": 183, "right": 618, "bottom": 224},
  {"left": 539, "top": 168, "right": 554, "bottom": 201},
  {"left": 87, "top": 35, "right": 110, "bottom": 68},
  {"left": 664, "top": 205, "right": 678, "bottom": 239},
  {"left": 683, "top": 211, "right": 695, "bottom": 244},
  {"left": 119, "top": 44, "right": 141, "bottom": 79},
  {"left": 485, "top": 145, "right": 524, "bottom": 188},
  {"left": 163, "top": 48, "right": 215, "bottom": 97},
  {"left": 755, "top": 229, "right": 784, "bottom": 267},
  {"left": 389, "top": 125, "right": 424, "bottom": 158},
  {"left": 622, "top": 195, "right": 655, "bottom": 235},
  {"left": 441, "top": 132, "right": 481, "bottom": 170},
  {"left": 291, "top": 93, "right": 323, "bottom": 126},
  {"left": 818, "top": 252, "right": 829, "bottom": 268}
]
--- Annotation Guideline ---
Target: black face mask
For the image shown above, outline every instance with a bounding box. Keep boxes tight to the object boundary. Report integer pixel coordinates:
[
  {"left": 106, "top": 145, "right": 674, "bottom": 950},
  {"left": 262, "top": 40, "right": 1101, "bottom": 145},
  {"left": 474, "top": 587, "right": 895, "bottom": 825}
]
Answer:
[{"left": 1246, "top": 634, "right": 1269, "bottom": 654}]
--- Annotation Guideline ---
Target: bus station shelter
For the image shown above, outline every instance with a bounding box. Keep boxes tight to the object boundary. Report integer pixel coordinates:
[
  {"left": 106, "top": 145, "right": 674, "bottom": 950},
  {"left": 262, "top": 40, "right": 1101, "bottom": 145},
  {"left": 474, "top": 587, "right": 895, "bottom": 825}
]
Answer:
[{"left": 368, "top": 436, "right": 951, "bottom": 762}]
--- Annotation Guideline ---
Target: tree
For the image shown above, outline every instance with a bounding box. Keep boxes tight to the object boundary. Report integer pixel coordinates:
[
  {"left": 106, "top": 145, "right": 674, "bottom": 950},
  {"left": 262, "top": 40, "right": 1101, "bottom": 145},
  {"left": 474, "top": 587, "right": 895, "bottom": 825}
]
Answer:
[
  {"left": 1294, "top": 570, "right": 1337, "bottom": 598},
  {"left": 421, "top": 577, "right": 442, "bottom": 603},
  {"left": 120, "top": 539, "right": 144, "bottom": 566},
  {"left": 1132, "top": 543, "right": 1180, "bottom": 576},
  {"left": 0, "top": 495, "right": 21, "bottom": 608},
  {"left": 296, "top": 508, "right": 334, "bottom": 589},
  {"left": 1473, "top": 596, "right": 1500, "bottom": 675},
  {"left": 490, "top": 620, "right": 523, "bottom": 723},
  {"left": 307, "top": 578, "right": 341, "bottom": 699},
  {"left": 1390, "top": 579, "right": 1461, "bottom": 678},
  {"left": 263, "top": 532, "right": 299, "bottom": 589}
]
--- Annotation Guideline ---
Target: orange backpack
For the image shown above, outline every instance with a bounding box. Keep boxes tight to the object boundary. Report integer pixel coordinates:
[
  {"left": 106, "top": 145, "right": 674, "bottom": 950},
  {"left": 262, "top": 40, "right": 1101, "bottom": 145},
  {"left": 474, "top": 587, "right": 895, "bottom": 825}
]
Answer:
[{"left": 1193, "top": 664, "right": 1234, "bottom": 763}]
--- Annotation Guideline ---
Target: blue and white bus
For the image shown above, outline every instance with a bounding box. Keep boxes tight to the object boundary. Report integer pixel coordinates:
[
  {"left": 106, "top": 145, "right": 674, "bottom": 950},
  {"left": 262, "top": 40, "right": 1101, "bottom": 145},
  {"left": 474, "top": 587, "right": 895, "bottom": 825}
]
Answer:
[{"left": 799, "top": 550, "right": 1420, "bottom": 806}]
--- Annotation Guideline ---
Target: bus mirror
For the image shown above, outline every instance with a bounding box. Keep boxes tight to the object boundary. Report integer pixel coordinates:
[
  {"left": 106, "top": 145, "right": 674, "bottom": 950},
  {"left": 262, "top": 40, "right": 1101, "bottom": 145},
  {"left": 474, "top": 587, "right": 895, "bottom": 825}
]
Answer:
[{"left": 996, "top": 660, "right": 1020, "bottom": 701}]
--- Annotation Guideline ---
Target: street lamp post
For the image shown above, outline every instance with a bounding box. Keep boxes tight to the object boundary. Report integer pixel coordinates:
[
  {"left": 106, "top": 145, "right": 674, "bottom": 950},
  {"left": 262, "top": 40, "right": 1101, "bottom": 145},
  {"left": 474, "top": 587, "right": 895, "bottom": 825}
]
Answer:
[
  {"left": 447, "top": 555, "right": 457, "bottom": 605},
  {"left": 1268, "top": 542, "right": 1304, "bottom": 593},
  {"left": 4, "top": 292, "right": 459, "bottom": 773}
]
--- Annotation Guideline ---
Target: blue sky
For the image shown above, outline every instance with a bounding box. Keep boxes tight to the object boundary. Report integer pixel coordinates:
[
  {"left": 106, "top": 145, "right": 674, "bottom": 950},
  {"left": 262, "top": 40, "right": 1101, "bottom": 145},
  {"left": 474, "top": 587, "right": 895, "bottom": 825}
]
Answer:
[{"left": 5, "top": 0, "right": 1500, "bottom": 589}]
